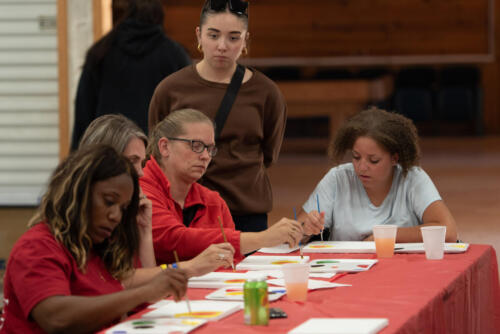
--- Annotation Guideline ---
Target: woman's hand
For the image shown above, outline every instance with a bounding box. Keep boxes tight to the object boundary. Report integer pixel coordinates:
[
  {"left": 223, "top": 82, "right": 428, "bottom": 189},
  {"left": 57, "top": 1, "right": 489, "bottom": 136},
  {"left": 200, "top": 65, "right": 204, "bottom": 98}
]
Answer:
[
  {"left": 264, "top": 218, "right": 303, "bottom": 248},
  {"left": 301, "top": 210, "right": 325, "bottom": 236},
  {"left": 182, "top": 243, "right": 235, "bottom": 277},
  {"left": 144, "top": 267, "right": 188, "bottom": 303},
  {"left": 136, "top": 192, "right": 152, "bottom": 234}
]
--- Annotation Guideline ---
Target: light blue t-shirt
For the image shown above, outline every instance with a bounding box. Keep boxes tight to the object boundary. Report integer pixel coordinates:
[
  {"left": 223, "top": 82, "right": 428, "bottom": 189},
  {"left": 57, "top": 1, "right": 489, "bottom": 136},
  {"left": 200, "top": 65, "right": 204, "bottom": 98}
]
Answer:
[{"left": 302, "top": 163, "right": 441, "bottom": 241}]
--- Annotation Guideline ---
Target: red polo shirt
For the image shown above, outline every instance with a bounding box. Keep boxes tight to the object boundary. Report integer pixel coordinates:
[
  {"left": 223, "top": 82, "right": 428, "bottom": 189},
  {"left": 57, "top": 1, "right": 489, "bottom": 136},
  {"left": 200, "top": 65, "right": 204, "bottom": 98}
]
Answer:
[{"left": 0, "top": 223, "right": 123, "bottom": 334}]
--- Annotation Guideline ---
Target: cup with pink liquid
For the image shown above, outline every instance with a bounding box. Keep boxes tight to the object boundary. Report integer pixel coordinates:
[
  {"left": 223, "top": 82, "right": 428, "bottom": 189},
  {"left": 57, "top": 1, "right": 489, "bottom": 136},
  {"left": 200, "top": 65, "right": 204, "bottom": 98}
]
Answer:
[
  {"left": 372, "top": 225, "right": 398, "bottom": 258},
  {"left": 282, "top": 263, "right": 309, "bottom": 302}
]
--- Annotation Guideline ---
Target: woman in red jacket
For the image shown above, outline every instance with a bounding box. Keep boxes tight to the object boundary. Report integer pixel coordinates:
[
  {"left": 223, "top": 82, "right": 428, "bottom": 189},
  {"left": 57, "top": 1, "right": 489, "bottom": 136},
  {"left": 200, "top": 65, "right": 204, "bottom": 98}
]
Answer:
[{"left": 141, "top": 109, "right": 304, "bottom": 264}]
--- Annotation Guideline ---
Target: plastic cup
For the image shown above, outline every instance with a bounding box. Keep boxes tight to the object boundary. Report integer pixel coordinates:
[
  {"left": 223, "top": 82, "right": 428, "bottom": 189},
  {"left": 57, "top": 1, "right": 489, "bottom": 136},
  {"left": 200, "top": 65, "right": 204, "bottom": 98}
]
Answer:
[
  {"left": 372, "top": 225, "right": 397, "bottom": 258},
  {"left": 421, "top": 226, "right": 447, "bottom": 260},
  {"left": 282, "top": 263, "right": 309, "bottom": 302}
]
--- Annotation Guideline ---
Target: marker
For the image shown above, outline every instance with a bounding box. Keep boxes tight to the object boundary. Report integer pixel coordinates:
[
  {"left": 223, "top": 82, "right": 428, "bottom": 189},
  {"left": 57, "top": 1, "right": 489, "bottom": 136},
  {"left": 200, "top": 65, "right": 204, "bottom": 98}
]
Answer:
[{"left": 173, "top": 250, "right": 193, "bottom": 314}]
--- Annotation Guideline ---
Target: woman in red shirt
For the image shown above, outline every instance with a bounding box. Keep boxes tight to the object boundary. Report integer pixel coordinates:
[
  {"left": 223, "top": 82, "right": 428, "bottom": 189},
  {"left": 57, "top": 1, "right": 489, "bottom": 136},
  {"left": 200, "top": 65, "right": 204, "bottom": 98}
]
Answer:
[{"left": 0, "top": 145, "right": 187, "bottom": 333}]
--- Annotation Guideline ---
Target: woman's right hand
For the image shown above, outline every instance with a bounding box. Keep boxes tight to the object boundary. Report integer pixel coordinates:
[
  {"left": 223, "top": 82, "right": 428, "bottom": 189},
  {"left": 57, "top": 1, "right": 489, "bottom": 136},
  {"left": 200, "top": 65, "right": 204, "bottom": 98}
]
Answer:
[
  {"left": 264, "top": 218, "right": 303, "bottom": 248},
  {"left": 183, "top": 243, "right": 235, "bottom": 277},
  {"left": 145, "top": 267, "right": 188, "bottom": 303}
]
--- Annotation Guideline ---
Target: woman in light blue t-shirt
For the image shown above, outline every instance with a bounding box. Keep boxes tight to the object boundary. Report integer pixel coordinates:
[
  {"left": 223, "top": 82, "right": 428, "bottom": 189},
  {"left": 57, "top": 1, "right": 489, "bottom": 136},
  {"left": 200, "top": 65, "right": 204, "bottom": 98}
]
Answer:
[{"left": 299, "top": 108, "right": 458, "bottom": 242}]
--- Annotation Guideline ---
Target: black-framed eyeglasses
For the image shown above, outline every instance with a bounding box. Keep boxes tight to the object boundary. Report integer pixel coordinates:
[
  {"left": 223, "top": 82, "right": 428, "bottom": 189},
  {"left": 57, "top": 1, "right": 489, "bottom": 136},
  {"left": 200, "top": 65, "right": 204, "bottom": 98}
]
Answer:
[
  {"left": 209, "top": 0, "right": 248, "bottom": 16},
  {"left": 167, "top": 137, "right": 218, "bottom": 157}
]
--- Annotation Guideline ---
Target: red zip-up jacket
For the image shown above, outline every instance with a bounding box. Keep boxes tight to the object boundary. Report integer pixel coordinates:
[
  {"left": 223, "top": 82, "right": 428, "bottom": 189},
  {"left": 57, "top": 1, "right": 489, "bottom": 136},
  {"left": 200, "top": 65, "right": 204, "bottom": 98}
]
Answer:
[{"left": 140, "top": 157, "right": 243, "bottom": 264}]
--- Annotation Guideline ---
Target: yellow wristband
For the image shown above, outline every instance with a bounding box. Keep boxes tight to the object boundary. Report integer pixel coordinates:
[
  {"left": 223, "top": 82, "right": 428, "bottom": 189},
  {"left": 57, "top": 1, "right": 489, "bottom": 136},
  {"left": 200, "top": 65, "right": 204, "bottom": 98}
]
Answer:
[{"left": 160, "top": 264, "right": 168, "bottom": 270}]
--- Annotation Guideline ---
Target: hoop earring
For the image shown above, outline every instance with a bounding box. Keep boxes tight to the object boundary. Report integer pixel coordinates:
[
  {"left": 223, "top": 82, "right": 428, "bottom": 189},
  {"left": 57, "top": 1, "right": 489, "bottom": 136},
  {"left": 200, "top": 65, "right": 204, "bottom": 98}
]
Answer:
[
  {"left": 197, "top": 43, "right": 202, "bottom": 53},
  {"left": 242, "top": 47, "right": 248, "bottom": 56}
]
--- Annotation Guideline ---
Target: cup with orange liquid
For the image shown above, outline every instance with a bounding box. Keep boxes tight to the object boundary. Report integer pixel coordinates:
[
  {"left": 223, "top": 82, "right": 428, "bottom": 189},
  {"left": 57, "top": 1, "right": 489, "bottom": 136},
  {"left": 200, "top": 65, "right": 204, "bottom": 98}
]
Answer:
[
  {"left": 282, "top": 263, "right": 309, "bottom": 302},
  {"left": 372, "top": 225, "right": 398, "bottom": 258}
]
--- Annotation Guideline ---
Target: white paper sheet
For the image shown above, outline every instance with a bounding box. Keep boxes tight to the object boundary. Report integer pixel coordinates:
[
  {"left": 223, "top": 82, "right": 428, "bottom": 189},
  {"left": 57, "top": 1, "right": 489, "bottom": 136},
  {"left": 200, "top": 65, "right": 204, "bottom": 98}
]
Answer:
[{"left": 288, "top": 318, "right": 389, "bottom": 334}]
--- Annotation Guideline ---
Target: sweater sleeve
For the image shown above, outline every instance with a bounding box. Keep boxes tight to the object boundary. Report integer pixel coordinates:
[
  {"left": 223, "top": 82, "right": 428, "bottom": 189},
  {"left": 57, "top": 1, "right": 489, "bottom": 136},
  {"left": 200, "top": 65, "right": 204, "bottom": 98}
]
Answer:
[
  {"left": 71, "top": 65, "right": 99, "bottom": 151},
  {"left": 148, "top": 79, "right": 171, "bottom": 132},
  {"left": 262, "top": 79, "right": 287, "bottom": 168}
]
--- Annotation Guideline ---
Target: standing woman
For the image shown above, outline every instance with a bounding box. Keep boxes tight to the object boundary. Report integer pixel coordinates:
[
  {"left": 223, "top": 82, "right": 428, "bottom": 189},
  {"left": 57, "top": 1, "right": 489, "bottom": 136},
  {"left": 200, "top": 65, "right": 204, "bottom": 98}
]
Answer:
[
  {"left": 299, "top": 108, "right": 458, "bottom": 242},
  {"left": 149, "top": 0, "right": 286, "bottom": 233},
  {"left": 0, "top": 146, "right": 187, "bottom": 333}
]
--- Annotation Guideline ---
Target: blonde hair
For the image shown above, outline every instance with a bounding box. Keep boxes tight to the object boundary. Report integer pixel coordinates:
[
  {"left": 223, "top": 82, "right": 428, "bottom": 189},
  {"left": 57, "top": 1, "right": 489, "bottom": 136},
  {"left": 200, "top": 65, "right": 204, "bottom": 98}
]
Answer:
[
  {"left": 147, "top": 108, "right": 214, "bottom": 163},
  {"left": 30, "top": 145, "right": 140, "bottom": 279},
  {"left": 79, "top": 114, "right": 147, "bottom": 153}
]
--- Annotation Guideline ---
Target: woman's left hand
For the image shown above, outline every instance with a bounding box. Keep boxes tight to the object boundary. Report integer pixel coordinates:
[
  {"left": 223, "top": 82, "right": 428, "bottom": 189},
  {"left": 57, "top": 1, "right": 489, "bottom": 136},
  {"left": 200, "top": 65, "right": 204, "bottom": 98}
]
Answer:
[{"left": 137, "top": 190, "right": 152, "bottom": 234}]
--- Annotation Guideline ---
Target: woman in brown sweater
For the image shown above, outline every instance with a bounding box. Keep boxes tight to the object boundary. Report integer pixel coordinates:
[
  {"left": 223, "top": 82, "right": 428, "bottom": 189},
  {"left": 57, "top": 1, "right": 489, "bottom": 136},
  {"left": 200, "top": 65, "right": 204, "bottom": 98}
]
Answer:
[{"left": 149, "top": 0, "right": 286, "bottom": 233}]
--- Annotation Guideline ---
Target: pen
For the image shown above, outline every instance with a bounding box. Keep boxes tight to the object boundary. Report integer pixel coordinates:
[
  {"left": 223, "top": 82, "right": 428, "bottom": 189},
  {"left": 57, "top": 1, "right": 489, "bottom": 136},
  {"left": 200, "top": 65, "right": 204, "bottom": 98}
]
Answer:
[
  {"left": 217, "top": 216, "right": 236, "bottom": 271},
  {"left": 293, "top": 207, "right": 303, "bottom": 259},
  {"left": 173, "top": 250, "right": 193, "bottom": 314}
]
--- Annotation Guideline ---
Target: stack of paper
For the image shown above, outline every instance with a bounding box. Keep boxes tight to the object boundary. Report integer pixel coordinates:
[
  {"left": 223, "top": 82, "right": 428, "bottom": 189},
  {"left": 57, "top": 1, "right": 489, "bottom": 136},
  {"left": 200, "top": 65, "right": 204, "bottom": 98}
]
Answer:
[
  {"left": 143, "top": 300, "right": 242, "bottom": 322},
  {"left": 205, "top": 286, "right": 287, "bottom": 302},
  {"left": 303, "top": 241, "right": 376, "bottom": 254},
  {"left": 394, "top": 242, "right": 469, "bottom": 253},
  {"left": 288, "top": 318, "right": 389, "bottom": 334},
  {"left": 309, "top": 259, "right": 378, "bottom": 273},
  {"left": 235, "top": 255, "right": 310, "bottom": 271},
  {"left": 188, "top": 272, "right": 250, "bottom": 289},
  {"left": 105, "top": 318, "right": 207, "bottom": 334},
  {"left": 267, "top": 278, "right": 350, "bottom": 290},
  {"left": 259, "top": 243, "right": 300, "bottom": 254}
]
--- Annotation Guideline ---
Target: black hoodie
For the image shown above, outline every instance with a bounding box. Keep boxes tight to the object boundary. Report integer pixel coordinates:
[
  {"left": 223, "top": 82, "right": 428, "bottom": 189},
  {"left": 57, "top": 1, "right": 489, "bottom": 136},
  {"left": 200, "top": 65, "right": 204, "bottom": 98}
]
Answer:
[{"left": 72, "top": 18, "right": 191, "bottom": 149}]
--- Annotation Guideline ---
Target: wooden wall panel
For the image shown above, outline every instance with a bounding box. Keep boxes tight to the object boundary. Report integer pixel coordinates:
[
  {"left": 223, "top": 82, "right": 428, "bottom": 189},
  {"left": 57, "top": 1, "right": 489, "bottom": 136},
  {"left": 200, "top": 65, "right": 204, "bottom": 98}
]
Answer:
[{"left": 163, "top": 0, "right": 490, "bottom": 58}]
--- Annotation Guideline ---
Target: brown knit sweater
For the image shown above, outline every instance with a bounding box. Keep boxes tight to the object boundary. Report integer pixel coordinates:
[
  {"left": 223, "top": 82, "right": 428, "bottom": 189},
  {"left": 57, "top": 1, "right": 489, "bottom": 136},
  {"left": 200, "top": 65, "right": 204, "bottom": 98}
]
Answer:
[{"left": 148, "top": 64, "right": 287, "bottom": 215}]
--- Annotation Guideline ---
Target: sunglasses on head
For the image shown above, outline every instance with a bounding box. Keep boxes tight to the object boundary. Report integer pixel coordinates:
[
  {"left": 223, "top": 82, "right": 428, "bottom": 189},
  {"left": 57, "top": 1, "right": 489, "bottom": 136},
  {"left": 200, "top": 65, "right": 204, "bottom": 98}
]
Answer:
[{"left": 209, "top": 0, "right": 248, "bottom": 16}]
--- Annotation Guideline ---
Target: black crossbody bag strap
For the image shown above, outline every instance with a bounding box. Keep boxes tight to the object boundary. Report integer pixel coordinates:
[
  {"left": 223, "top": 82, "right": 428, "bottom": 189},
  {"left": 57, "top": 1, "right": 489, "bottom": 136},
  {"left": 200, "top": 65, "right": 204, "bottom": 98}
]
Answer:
[{"left": 214, "top": 64, "right": 245, "bottom": 139}]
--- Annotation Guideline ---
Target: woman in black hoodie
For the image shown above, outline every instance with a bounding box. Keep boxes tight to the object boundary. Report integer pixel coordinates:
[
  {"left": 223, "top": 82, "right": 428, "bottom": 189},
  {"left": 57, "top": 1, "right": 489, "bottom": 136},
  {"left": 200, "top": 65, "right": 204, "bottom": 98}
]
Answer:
[{"left": 71, "top": 0, "right": 191, "bottom": 150}]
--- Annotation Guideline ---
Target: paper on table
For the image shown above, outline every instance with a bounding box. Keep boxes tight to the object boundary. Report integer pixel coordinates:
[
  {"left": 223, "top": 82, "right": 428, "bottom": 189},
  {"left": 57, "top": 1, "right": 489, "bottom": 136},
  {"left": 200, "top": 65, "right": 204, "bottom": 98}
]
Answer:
[
  {"left": 148, "top": 299, "right": 173, "bottom": 309},
  {"left": 205, "top": 286, "right": 286, "bottom": 302},
  {"left": 394, "top": 242, "right": 469, "bottom": 253},
  {"left": 143, "top": 300, "right": 242, "bottom": 321},
  {"left": 288, "top": 318, "right": 388, "bottom": 334},
  {"left": 188, "top": 272, "right": 250, "bottom": 289},
  {"left": 303, "top": 241, "right": 376, "bottom": 254},
  {"left": 105, "top": 318, "right": 207, "bottom": 334},
  {"left": 267, "top": 278, "right": 350, "bottom": 290},
  {"left": 309, "top": 259, "right": 378, "bottom": 273},
  {"left": 236, "top": 255, "right": 310, "bottom": 271},
  {"left": 259, "top": 244, "right": 300, "bottom": 254}
]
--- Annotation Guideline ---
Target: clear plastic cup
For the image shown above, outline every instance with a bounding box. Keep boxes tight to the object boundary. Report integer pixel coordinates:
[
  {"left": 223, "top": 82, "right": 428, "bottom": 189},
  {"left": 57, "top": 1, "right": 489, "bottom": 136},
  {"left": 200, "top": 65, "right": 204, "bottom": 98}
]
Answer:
[
  {"left": 421, "top": 226, "right": 447, "bottom": 260},
  {"left": 372, "top": 225, "right": 398, "bottom": 258},
  {"left": 282, "top": 263, "right": 309, "bottom": 302}
]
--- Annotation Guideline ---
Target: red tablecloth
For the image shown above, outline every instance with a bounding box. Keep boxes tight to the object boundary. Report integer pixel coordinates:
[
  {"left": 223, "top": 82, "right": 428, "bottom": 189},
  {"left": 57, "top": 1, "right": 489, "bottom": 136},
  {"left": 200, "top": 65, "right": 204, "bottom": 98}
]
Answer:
[{"left": 104, "top": 244, "right": 500, "bottom": 334}]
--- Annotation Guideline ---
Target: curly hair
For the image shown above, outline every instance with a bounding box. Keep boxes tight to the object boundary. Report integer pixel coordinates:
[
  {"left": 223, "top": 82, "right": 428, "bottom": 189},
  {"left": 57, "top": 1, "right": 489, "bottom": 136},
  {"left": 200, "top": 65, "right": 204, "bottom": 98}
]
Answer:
[
  {"left": 29, "top": 145, "right": 140, "bottom": 280},
  {"left": 328, "top": 107, "right": 421, "bottom": 176}
]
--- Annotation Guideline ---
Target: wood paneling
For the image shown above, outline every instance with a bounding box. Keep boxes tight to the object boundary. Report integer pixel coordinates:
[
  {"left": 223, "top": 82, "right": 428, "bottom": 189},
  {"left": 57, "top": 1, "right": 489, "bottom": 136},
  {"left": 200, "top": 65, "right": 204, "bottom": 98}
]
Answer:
[{"left": 163, "top": 0, "right": 491, "bottom": 58}]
